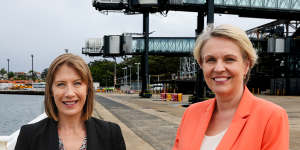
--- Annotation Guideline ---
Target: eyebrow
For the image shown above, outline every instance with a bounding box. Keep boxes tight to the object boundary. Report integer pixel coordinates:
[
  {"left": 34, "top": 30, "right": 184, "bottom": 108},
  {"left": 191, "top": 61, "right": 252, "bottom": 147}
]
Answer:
[
  {"left": 203, "top": 54, "right": 238, "bottom": 58},
  {"left": 54, "top": 78, "right": 82, "bottom": 83}
]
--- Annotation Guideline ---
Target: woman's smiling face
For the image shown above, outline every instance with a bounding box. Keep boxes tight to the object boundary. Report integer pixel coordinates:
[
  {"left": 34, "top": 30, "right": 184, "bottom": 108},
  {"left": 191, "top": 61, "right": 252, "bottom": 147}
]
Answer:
[
  {"left": 52, "top": 64, "right": 87, "bottom": 119},
  {"left": 200, "top": 36, "right": 249, "bottom": 96}
]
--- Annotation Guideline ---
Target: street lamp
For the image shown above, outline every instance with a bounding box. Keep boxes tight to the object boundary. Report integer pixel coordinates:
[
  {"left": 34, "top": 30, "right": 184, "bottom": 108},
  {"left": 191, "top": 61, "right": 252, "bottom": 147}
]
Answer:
[
  {"left": 7, "top": 58, "right": 9, "bottom": 74},
  {"left": 128, "top": 65, "right": 132, "bottom": 88},
  {"left": 31, "top": 54, "right": 34, "bottom": 81},
  {"left": 113, "top": 57, "right": 117, "bottom": 88},
  {"left": 122, "top": 67, "right": 127, "bottom": 85},
  {"left": 134, "top": 63, "right": 140, "bottom": 90}
]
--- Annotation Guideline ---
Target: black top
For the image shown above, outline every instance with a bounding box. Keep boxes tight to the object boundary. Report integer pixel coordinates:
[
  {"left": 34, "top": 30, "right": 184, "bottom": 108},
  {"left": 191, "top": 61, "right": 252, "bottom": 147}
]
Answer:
[{"left": 15, "top": 117, "right": 126, "bottom": 150}]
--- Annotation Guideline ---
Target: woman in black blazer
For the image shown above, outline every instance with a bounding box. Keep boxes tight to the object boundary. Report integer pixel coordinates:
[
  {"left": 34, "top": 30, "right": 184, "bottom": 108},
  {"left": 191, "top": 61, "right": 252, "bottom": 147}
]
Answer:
[{"left": 15, "top": 53, "right": 126, "bottom": 150}]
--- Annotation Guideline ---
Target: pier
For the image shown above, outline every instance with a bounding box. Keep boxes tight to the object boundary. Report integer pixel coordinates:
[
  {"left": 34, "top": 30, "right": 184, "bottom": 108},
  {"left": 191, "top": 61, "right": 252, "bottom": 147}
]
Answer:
[{"left": 0, "top": 90, "right": 44, "bottom": 95}]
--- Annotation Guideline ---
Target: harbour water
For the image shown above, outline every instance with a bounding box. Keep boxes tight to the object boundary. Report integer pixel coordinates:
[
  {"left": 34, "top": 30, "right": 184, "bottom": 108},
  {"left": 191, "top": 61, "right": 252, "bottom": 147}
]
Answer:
[{"left": 0, "top": 94, "right": 44, "bottom": 135}]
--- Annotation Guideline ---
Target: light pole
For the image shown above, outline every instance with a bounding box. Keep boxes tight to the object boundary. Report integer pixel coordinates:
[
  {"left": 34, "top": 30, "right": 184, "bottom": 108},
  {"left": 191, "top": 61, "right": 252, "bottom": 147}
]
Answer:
[
  {"left": 122, "top": 67, "right": 127, "bottom": 85},
  {"left": 7, "top": 58, "right": 9, "bottom": 74},
  {"left": 128, "top": 65, "right": 132, "bottom": 88},
  {"left": 113, "top": 57, "right": 116, "bottom": 88},
  {"left": 134, "top": 63, "right": 140, "bottom": 91},
  {"left": 31, "top": 54, "right": 34, "bottom": 81}
]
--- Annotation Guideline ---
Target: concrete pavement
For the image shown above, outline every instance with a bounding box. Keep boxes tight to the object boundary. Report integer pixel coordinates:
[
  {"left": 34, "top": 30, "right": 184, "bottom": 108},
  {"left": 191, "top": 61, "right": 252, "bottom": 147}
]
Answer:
[{"left": 92, "top": 93, "right": 300, "bottom": 150}]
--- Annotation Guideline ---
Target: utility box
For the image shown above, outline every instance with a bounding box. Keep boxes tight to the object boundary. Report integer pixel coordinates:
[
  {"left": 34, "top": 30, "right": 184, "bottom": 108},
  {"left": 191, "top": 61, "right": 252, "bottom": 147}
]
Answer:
[
  {"left": 285, "top": 37, "right": 292, "bottom": 53},
  {"left": 85, "top": 38, "right": 102, "bottom": 51},
  {"left": 104, "top": 35, "right": 121, "bottom": 56},
  {"left": 267, "top": 37, "right": 275, "bottom": 53},
  {"left": 129, "top": 0, "right": 162, "bottom": 12},
  {"left": 121, "top": 35, "right": 133, "bottom": 54},
  {"left": 275, "top": 38, "right": 285, "bottom": 53},
  {"left": 168, "top": 0, "right": 183, "bottom": 5},
  {"left": 131, "top": 0, "right": 158, "bottom": 6}
]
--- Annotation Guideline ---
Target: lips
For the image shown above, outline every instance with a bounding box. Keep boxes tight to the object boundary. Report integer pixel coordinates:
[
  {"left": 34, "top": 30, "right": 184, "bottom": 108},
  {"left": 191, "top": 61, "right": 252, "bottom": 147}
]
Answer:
[
  {"left": 212, "top": 77, "right": 231, "bottom": 82},
  {"left": 62, "top": 100, "right": 78, "bottom": 106}
]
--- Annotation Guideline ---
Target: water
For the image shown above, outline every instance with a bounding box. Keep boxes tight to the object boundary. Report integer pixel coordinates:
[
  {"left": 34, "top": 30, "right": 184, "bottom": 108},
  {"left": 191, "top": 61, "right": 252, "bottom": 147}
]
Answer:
[{"left": 0, "top": 94, "right": 44, "bottom": 135}]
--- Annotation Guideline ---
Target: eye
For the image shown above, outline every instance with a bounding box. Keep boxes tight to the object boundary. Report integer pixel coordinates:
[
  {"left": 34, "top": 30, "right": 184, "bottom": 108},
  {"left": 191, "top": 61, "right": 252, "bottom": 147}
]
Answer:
[
  {"left": 225, "top": 57, "right": 235, "bottom": 62},
  {"left": 206, "top": 58, "right": 216, "bottom": 63},
  {"left": 74, "top": 81, "right": 82, "bottom": 86},
  {"left": 56, "top": 83, "right": 65, "bottom": 87}
]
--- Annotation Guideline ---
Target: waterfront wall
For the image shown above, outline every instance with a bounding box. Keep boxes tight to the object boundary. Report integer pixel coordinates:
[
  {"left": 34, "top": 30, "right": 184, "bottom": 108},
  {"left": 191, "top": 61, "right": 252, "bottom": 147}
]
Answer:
[{"left": 0, "top": 90, "right": 44, "bottom": 95}]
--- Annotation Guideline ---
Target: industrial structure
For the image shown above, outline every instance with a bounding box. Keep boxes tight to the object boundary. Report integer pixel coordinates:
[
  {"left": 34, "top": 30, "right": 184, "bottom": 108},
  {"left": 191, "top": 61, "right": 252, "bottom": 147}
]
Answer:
[
  {"left": 83, "top": 0, "right": 300, "bottom": 99},
  {"left": 246, "top": 20, "right": 300, "bottom": 95}
]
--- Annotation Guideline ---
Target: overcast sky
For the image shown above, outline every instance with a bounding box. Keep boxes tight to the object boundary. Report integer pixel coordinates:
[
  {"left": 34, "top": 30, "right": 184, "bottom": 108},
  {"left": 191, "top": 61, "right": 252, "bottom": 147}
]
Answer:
[{"left": 0, "top": 0, "right": 273, "bottom": 73}]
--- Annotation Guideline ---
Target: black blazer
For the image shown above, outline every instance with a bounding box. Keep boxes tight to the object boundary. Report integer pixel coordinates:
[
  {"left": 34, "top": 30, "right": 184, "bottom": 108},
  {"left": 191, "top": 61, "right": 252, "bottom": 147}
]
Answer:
[{"left": 15, "top": 117, "right": 126, "bottom": 150}]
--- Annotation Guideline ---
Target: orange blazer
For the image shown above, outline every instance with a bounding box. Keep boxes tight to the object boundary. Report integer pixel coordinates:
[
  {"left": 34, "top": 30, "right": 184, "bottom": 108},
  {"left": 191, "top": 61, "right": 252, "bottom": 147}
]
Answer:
[{"left": 173, "top": 87, "right": 289, "bottom": 150}]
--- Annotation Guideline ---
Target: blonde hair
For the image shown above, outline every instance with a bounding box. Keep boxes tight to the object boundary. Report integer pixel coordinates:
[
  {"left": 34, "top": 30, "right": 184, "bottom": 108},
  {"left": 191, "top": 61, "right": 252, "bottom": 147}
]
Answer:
[
  {"left": 193, "top": 24, "right": 258, "bottom": 83},
  {"left": 44, "top": 53, "right": 94, "bottom": 121}
]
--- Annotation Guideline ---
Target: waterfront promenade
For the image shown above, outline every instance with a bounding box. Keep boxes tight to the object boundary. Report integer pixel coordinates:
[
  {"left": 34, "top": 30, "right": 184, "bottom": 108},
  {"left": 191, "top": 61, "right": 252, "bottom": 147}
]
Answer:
[{"left": 92, "top": 93, "right": 300, "bottom": 150}]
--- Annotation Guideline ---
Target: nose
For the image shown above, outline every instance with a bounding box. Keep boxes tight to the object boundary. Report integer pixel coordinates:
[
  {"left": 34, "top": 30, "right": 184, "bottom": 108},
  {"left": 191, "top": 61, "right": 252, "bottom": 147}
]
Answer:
[
  {"left": 65, "top": 85, "right": 76, "bottom": 98},
  {"left": 214, "top": 60, "right": 226, "bottom": 72}
]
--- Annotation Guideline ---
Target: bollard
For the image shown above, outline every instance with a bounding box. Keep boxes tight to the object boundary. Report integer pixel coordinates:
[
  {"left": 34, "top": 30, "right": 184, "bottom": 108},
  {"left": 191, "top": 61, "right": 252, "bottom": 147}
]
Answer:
[
  {"left": 167, "top": 93, "right": 172, "bottom": 101},
  {"left": 178, "top": 93, "right": 183, "bottom": 102},
  {"left": 172, "top": 93, "right": 178, "bottom": 101},
  {"left": 160, "top": 93, "right": 166, "bottom": 101}
]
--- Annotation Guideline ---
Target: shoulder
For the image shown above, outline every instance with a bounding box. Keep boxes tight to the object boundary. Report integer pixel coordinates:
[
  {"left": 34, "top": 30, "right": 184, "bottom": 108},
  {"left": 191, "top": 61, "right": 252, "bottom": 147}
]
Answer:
[
  {"left": 251, "top": 96, "right": 287, "bottom": 118},
  {"left": 16, "top": 117, "right": 55, "bottom": 150},
  {"left": 246, "top": 96, "right": 288, "bottom": 129},
  {"left": 20, "top": 117, "right": 54, "bottom": 134}
]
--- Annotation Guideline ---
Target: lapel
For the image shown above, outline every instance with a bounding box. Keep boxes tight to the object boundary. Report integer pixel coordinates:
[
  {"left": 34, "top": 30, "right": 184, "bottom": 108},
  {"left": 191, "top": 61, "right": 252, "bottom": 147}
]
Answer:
[
  {"left": 191, "top": 99, "right": 216, "bottom": 149},
  {"left": 86, "top": 118, "right": 105, "bottom": 150},
  {"left": 217, "top": 87, "right": 254, "bottom": 150},
  {"left": 44, "top": 118, "right": 59, "bottom": 150}
]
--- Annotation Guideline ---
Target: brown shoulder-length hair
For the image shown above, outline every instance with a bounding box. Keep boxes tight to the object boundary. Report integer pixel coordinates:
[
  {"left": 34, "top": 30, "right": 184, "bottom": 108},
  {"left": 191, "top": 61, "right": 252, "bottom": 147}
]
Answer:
[{"left": 44, "top": 53, "right": 94, "bottom": 121}]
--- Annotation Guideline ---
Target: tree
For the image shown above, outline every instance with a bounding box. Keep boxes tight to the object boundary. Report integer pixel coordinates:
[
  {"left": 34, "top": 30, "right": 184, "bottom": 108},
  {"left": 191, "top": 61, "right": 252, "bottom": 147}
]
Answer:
[
  {"left": 120, "top": 56, "right": 180, "bottom": 82},
  {"left": 0, "top": 68, "right": 7, "bottom": 76},
  {"left": 89, "top": 59, "right": 115, "bottom": 87},
  {"left": 28, "top": 70, "right": 37, "bottom": 80},
  {"left": 8, "top": 72, "right": 14, "bottom": 79},
  {"left": 41, "top": 68, "right": 48, "bottom": 79},
  {"left": 88, "top": 56, "right": 180, "bottom": 87}
]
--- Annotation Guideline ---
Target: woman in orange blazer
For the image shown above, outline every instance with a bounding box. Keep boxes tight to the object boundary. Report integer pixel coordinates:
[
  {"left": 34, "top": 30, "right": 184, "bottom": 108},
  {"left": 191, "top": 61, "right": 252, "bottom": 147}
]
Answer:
[{"left": 173, "top": 25, "right": 289, "bottom": 150}]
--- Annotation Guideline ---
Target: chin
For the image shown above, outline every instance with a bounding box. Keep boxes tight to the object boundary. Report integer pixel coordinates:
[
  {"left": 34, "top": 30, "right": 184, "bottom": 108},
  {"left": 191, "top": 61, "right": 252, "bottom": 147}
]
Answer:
[
  {"left": 60, "top": 110, "right": 82, "bottom": 117},
  {"left": 211, "top": 86, "right": 233, "bottom": 96}
]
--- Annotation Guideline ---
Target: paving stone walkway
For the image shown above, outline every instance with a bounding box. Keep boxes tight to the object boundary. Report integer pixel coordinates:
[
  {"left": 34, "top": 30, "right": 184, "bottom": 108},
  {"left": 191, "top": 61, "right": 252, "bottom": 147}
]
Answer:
[{"left": 95, "top": 95, "right": 178, "bottom": 150}]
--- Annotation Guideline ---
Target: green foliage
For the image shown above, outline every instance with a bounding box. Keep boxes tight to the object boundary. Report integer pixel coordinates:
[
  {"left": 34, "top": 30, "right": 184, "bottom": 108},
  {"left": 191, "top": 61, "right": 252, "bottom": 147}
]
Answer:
[
  {"left": 89, "top": 59, "right": 115, "bottom": 87},
  {"left": 41, "top": 68, "right": 48, "bottom": 79},
  {"left": 8, "top": 72, "right": 14, "bottom": 79},
  {"left": 119, "top": 56, "right": 180, "bottom": 82},
  {"left": 28, "top": 70, "right": 37, "bottom": 80},
  {"left": 0, "top": 68, "right": 7, "bottom": 75},
  {"left": 88, "top": 56, "right": 180, "bottom": 87},
  {"left": 148, "top": 56, "right": 180, "bottom": 81}
]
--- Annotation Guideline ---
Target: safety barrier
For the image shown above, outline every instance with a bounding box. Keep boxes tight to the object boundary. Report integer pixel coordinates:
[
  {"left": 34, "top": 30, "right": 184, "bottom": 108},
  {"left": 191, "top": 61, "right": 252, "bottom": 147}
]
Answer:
[
  {"left": 0, "top": 113, "right": 47, "bottom": 150},
  {"left": 251, "top": 88, "right": 286, "bottom": 96},
  {"left": 160, "top": 93, "right": 183, "bottom": 102}
]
